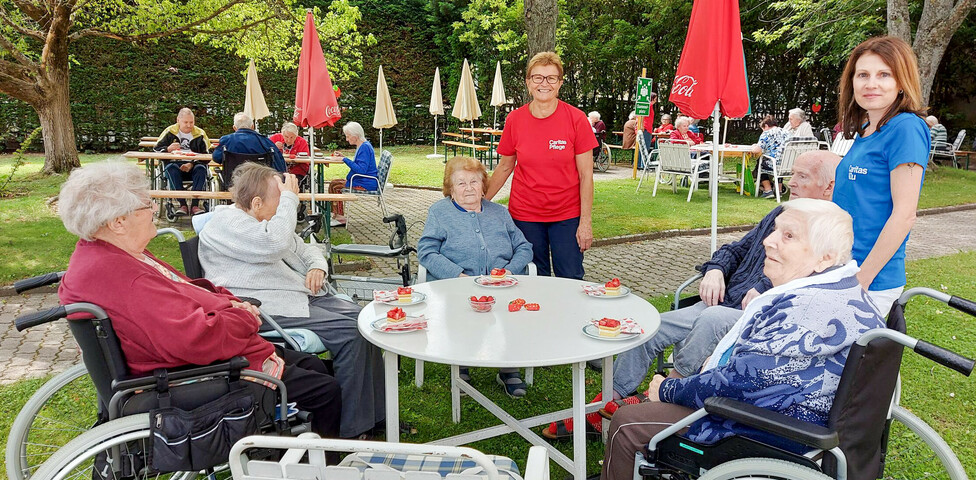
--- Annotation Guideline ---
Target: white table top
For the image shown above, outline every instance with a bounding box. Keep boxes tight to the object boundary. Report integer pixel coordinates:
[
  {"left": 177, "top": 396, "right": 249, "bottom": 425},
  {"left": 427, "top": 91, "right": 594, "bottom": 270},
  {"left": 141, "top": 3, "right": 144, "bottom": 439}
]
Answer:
[
  {"left": 690, "top": 143, "right": 755, "bottom": 153},
  {"left": 357, "top": 276, "right": 660, "bottom": 368}
]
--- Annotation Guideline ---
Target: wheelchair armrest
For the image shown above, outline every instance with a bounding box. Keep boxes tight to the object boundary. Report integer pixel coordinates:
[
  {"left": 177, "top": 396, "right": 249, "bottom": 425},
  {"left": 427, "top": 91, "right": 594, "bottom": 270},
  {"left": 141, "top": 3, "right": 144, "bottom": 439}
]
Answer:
[
  {"left": 14, "top": 271, "right": 65, "bottom": 293},
  {"left": 703, "top": 397, "right": 838, "bottom": 451},
  {"left": 111, "top": 356, "right": 251, "bottom": 392},
  {"left": 236, "top": 296, "right": 263, "bottom": 307}
]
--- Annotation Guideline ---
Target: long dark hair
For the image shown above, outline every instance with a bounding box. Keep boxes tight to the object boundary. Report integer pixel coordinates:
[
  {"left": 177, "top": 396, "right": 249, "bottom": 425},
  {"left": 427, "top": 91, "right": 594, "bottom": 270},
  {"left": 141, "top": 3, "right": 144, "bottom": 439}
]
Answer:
[{"left": 837, "top": 36, "right": 926, "bottom": 139}]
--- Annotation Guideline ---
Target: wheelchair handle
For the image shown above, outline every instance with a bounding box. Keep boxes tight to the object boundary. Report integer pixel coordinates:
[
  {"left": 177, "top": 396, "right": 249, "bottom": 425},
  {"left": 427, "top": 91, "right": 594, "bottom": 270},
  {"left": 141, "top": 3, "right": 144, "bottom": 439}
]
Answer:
[
  {"left": 14, "top": 271, "right": 64, "bottom": 293},
  {"left": 915, "top": 341, "right": 975, "bottom": 376},
  {"left": 948, "top": 295, "right": 976, "bottom": 318},
  {"left": 15, "top": 302, "right": 108, "bottom": 331}
]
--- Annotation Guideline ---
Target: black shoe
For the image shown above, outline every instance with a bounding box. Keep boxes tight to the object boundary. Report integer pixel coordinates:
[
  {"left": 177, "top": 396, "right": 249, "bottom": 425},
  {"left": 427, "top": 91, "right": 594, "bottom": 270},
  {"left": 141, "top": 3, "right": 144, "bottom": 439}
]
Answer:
[{"left": 586, "top": 359, "right": 603, "bottom": 371}]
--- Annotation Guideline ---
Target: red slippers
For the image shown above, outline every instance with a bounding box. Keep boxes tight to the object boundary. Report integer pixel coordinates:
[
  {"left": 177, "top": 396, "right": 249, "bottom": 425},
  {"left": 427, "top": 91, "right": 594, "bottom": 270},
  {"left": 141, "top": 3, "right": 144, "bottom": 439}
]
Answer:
[
  {"left": 598, "top": 393, "right": 650, "bottom": 420},
  {"left": 541, "top": 393, "right": 605, "bottom": 440}
]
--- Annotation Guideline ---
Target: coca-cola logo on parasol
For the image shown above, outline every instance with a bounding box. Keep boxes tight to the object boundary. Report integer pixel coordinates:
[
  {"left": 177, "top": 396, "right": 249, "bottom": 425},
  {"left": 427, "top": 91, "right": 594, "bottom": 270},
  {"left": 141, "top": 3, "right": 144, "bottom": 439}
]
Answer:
[
  {"left": 325, "top": 106, "right": 341, "bottom": 117},
  {"left": 672, "top": 75, "right": 698, "bottom": 98}
]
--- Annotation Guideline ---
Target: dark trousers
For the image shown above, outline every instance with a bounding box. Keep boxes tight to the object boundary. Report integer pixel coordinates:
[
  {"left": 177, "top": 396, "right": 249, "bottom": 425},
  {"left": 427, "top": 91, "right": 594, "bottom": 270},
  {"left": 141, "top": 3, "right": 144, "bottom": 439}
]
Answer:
[
  {"left": 513, "top": 217, "right": 584, "bottom": 279},
  {"left": 164, "top": 161, "right": 209, "bottom": 207},
  {"left": 600, "top": 401, "right": 695, "bottom": 480},
  {"left": 278, "top": 348, "right": 342, "bottom": 439}
]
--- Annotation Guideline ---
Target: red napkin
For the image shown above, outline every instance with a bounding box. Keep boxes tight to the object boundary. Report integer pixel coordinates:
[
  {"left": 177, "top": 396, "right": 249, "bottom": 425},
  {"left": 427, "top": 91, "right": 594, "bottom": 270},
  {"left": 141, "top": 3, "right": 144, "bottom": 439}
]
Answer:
[
  {"left": 588, "top": 318, "right": 643, "bottom": 334},
  {"left": 478, "top": 276, "right": 518, "bottom": 286},
  {"left": 381, "top": 317, "right": 427, "bottom": 332}
]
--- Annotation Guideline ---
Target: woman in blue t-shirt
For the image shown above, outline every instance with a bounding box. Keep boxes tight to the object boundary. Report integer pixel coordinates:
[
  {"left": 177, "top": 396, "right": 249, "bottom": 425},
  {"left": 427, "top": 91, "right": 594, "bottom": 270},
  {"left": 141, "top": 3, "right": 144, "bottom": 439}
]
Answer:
[{"left": 832, "top": 36, "right": 930, "bottom": 314}]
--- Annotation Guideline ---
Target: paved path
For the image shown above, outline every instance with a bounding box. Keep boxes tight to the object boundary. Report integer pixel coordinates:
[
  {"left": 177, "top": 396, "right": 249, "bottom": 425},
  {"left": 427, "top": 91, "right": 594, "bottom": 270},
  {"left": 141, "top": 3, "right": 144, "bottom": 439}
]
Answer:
[{"left": 2, "top": 165, "right": 974, "bottom": 385}]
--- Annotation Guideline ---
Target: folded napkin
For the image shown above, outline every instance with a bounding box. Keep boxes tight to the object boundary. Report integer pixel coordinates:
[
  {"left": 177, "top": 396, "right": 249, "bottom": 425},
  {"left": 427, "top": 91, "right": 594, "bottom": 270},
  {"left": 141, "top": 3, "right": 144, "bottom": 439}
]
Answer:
[
  {"left": 380, "top": 315, "right": 427, "bottom": 332},
  {"left": 477, "top": 276, "right": 518, "bottom": 286},
  {"left": 588, "top": 318, "right": 644, "bottom": 335},
  {"left": 373, "top": 290, "right": 399, "bottom": 302}
]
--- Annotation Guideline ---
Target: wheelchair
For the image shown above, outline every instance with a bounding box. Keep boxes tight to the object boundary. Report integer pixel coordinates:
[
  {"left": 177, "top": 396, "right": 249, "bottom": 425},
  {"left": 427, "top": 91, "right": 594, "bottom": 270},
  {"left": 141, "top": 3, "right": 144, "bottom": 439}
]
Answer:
[
  {"left": 633, "top": 287, "right": 976, "bottom": 480},
  {"left": 10, "top": 292, "right": 307, "bottom": 480},
  {"left": 5, "top": 229, "right": 312, "bottom": 480}
]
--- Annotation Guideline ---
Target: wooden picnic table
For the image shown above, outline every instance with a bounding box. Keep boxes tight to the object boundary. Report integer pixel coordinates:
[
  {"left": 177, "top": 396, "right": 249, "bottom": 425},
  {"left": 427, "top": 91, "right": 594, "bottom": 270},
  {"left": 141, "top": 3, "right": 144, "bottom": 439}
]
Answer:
[
  {"left": 460, "top": 127, "right": 504, "bottom": 136},
  {"left": 139, "top": 138, "right": 221, "bottom": 149},
  {"left": 457, "top": 127, "right": 503, "bottom": 168}
]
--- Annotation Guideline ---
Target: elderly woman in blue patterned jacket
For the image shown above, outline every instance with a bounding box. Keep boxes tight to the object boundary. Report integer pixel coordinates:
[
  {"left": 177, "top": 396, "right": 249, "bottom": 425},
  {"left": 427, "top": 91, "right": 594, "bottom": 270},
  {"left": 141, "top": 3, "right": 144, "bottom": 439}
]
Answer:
[
  {"left": 417, "top": 156, "right": 534, "bottom": 397},
  {"left": 600, "top": 198, "right": 886, "bottom": 480}
]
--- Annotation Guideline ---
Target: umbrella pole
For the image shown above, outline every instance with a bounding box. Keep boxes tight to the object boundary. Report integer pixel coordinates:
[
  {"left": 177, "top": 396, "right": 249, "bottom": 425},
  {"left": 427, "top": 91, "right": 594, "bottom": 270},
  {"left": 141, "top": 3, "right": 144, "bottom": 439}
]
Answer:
[
  {"left": 379, "top": 129, "right": 383, "bottom": 152},
  {"left": 433, "top": 116, "right": 438, "bottom": 155},
  {"left": 309, "top": 127, "right": 318, "bottom": 215},
  {"left": 710, "top": 101, "right": 720, "bottom": 254},
  {"left": 493, "top": 108, "right": 498, "bottom": 130}
]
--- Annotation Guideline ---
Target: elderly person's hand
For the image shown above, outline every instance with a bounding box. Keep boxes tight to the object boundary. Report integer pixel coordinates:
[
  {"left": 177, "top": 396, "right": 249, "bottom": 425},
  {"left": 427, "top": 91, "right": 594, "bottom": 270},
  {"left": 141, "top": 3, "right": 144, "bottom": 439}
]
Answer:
[
  {"left": 741, "top": 288, "right": 761, "bottom": 308},
  {"left": 277, "top": 173, "right": 299, "bottom": 195},
  {"left": 275, "top": 141, "right": 286, "bottom": 151},
  {"left": 230, "top": 300, "right": 262, "bottom": 328},
  {"left": 751, "top": 144, "right": 762, "bottom": 155},
  {"left": 167, "top": 142, "right": 181, "bottom": 153},
  {"left": 305, "top": 268, "right": 326, "bottom": 293},
  {"left": 179, "top": 162, "right": 192, "bottom": 172},
  {"left": 699, "top": 269, "right": 726, "bottom": 306},
  {"left": 647, "top": 374, "right": 666, "bottom": 402}
]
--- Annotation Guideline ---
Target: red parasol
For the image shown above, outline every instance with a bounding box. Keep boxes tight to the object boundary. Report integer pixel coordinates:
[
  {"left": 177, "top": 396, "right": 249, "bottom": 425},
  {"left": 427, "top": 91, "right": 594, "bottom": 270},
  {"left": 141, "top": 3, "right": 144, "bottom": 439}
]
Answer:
[
  {"left": 668, "top": 0, "right": 750, "bottom": 119},
  {"left": 294, "top": 11, "right": 341, "bottom": 128}
]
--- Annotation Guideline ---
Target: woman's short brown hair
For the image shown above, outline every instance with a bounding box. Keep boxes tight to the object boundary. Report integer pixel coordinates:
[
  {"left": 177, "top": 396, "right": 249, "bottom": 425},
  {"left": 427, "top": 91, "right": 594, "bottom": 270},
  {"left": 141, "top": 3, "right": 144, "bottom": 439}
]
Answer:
[
  {"left": 442, "top": 156, "right": 488, "bottom": 197},
  {"left": 525, "top": 51, "right": 564, "bottom": 79},
  {"left": 760, "top": 115, "right": 779, "bottom": 129},
  {"left": 231, "top": 162, "right": 279, "bottom": 209},
  {"left": 838, "top": 36, "right": 926, "bottom": 139}
]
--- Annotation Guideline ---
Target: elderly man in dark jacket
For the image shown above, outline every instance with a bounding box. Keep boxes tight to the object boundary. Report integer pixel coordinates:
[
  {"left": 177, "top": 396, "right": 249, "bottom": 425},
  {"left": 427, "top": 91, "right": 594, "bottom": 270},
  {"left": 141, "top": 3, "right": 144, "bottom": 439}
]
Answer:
[
  {"left": 212, "top": 112, "right": 287, "bottom": 173},
  {"left": 611, "top": 150, "right": 841, "bottom": 396}
]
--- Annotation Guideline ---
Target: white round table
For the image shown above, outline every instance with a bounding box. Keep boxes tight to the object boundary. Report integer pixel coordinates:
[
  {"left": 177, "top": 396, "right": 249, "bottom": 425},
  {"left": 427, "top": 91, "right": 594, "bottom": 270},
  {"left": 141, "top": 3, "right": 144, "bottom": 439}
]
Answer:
[{"left": 358, "top": 275, "right": 661, "bottom": 480}]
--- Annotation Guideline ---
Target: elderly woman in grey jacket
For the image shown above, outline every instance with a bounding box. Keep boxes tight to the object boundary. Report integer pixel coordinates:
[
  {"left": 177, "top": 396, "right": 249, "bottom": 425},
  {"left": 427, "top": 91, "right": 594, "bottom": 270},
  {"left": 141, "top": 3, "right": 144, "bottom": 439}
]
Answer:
[
  {"left": 198, "top": 162, "right": 384, "bottom": 439},
  {"left": 417, "top": 156, "right": 534, "bottom": 397}
]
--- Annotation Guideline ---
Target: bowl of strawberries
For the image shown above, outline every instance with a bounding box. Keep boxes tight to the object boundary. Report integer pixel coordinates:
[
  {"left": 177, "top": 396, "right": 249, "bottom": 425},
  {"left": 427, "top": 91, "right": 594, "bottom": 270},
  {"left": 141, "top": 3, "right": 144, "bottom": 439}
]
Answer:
[{"left": 469, "top": 295, "right": 496, "bottom": 312}]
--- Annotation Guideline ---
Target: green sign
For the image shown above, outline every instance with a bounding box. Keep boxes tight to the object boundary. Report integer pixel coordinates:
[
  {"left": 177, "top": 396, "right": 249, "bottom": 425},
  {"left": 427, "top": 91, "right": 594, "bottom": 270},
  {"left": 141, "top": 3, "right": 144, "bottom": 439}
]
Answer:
[{"left": 634, "top": 77, "right": 653, "bottom": 116}]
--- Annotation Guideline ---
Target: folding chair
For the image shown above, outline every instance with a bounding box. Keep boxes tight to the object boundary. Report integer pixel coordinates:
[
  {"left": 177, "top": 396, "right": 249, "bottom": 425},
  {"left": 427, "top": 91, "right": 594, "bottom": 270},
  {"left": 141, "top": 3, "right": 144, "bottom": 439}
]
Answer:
[
  {"left": 755, "top": 139, "right": 819, "bottom": 203},
  {"left": 652, "top": 139, "right": 709, "bottom": 202},
  {"left": 930, "top": 130, "right": 966, "bottom": 169}
]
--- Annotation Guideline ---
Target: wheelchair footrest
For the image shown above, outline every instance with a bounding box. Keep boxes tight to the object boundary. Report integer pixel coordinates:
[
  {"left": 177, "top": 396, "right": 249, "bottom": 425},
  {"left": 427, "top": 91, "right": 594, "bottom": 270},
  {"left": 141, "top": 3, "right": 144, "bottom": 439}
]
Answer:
[{"left": 332, "top": 243, "right": 403, "bottom": 257}]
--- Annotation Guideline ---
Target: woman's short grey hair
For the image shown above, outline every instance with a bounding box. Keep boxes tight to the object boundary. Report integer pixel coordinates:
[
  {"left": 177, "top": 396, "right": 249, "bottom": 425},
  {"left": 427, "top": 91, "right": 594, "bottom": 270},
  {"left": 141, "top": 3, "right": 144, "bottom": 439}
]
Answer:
[
  {"left": 674, "top": 116, "right": 691, "bottom": 128},
  {"left": 59, "top": 161, "right": 150, "bottom": 241},
  {"left": 788, "top": 108, "right": 806, "bottom": 121},
  {"left": 628, "top": 111, "right": 636, "bottom": 120},
  {"left": 661, "top": 114, "right": 672, "bottom": 123},
  {"left": 342, "top": 122, "right": 367, "bottom": 142},
  {"left": 281, "top": 122, "right": 299, "bottom": 135},
  {"left": 231, "top": 162, "right": 279, "bottom": 210},
  {"left": 233, "top": 112, "right": 254, "bottom": 130},
  {"left": 782, "top": 198, "right": 853, "bottom": 265},
  {"left": 588, "top": 111, "right": 601, "bottom": 121}
]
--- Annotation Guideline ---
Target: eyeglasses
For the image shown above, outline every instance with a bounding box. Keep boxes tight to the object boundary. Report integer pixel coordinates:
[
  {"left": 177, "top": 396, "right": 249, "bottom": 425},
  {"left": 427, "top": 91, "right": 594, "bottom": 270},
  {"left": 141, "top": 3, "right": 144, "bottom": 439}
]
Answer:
[
  {"left": 529, "top": 74, "right": 562, "bottom": 85},
  {"left": 134, "top": 198, "right": 156, "bottom": 212}
]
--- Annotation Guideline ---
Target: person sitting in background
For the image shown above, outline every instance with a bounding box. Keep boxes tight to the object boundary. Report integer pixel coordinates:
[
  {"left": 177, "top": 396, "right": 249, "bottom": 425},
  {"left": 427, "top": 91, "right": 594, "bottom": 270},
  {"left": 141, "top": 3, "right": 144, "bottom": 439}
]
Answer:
[
  {"left": 925, "top": 115, "right": 948, "bottom": 149},
  {"left": 601, "top": 198, "right": 885, "bottom": 480},
  {"left": 621, "top": 111, "right": 638, "bottom": 150},
  {"left": 328, "top": 121, "right": 380, "bottom": 227},
  {"left": 417, "top": 156, "right": 534, "bottom": 397},
  {"left": 198, "top": 163, "right": 384, "bottom": 439},
  {"left": 588, "top": 111, "right": 607, "bottom": 158},
  {"left": 57, "top": 161, "right": 342, "bottom": 439},
  {"left": 271, "top": 122, "right": 311, "bottom": 179},
  {"left": 751, "top": 115, "right": 792, "bottom": 198},
  {"left": 212, "top": 112, "right": 286, "bottom": 173},
  {"left": 669, "top": 116, "right": 704, "bottom": 145},
  {"left": 154, "top": 107, "right": 211, "bottom": 216},
  {"left": 544, "top": 150, "right": 840, "bottom": 440},
  {"left": 784, "top": 108, "right": 815, "bottom": 139},
  {"left": 653, "top": 114, "right": 674, "bottom": 134}
]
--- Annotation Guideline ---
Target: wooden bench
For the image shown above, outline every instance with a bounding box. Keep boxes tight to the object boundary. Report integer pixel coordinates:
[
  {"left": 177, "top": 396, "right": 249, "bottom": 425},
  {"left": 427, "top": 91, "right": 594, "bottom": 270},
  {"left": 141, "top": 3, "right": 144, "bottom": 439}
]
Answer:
[
  {"left": 442, "top": 140, "right": 494, "bottom": 169},
  {"left": 443, "top": 132, "right": 479, "bottom": 142}
]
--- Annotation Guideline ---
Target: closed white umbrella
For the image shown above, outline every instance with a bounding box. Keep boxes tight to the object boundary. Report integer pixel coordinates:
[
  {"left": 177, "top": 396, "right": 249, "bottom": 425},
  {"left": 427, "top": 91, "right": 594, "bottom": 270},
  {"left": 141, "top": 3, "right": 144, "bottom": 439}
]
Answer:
[
  {"left": 452, "top": 59, "right": 482, "bottom": 155},
  {"left": 489, "top": 61, "right": 508, "bottom": 129},
  {"left": 373, "top": 65, "right": 397, "bottom": 152},
  {"left": 428, "top": 67, "right": 445, "bottom": 158},
  {"left": 243, "top": 59, "right": 271, "bottom": 131}
]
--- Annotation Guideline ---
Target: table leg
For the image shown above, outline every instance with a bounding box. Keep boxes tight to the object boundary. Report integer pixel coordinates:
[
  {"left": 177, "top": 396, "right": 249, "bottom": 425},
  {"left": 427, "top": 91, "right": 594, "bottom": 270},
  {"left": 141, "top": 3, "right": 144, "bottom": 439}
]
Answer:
[
  {"left": 572, "top": 361, "right": 586, "bottom": 480},
  {"left": 602, "top": 356, "right": 614, "bottom": 442},
  {"left": 451, "top": 364, "right": 462, "bottom": 423},
  {"left": 383, "top": 350, "right": 400, "bottom": 443}
]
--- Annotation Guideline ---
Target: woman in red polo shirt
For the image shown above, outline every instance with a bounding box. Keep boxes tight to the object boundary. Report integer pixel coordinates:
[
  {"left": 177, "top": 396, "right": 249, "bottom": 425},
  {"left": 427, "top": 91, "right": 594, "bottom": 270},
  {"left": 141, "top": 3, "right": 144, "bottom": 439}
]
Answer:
[{"left": 485, "top": 51, "right": 597, "bottom": 279}]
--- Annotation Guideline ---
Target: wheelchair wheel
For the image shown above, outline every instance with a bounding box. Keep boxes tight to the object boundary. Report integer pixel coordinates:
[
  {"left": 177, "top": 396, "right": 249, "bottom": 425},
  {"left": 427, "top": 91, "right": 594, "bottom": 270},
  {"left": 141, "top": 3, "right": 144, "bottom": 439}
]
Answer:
[
  {"left": 697, "top": 457, "right": 832, "bottom": 479},
  {"left": 31, "top": 413, "right": 215, "bottom": 480},
  {"left": 596, "top": 144, "right": 611, "bottom": 172},
  {"left": 884, "top": 405, "right": 967, "bottom": 480},
  {"left": 164, "top": 202, "right": 179, "bottom": 222},
  {"left": 6, "top": 363, "right": 96, "bottom": 480}
]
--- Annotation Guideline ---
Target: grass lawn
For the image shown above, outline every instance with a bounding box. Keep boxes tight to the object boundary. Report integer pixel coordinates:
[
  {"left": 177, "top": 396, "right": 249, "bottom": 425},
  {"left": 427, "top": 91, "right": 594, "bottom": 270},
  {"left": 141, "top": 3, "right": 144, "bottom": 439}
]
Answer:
[{"left": 0, "top": 253, "right": 973, "bottom": 479}]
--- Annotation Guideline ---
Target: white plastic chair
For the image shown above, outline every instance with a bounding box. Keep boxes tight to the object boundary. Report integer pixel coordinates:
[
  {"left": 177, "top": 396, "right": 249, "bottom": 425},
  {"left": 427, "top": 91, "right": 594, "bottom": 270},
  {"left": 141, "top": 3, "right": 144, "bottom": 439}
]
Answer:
[
  {"left": 930, "top": 130, "right": 966, "bottom": 169},
  {"left": 413, "top": 264, "right": 537, "bottom": 388},
  {"left": 652, "top": 139, "right": 710, "bottom": 202},
  {"left": 230, "top": 433, "right": 551, "bottom": 480},
  {"left": 830, "top": 132, "right": 855, "bottom": 157},
  {"left": 635, "top": 130, "right": 660, "bottom": 193},
  {"left": 755, "top": 139, "right": 819, "bottom": 203}
]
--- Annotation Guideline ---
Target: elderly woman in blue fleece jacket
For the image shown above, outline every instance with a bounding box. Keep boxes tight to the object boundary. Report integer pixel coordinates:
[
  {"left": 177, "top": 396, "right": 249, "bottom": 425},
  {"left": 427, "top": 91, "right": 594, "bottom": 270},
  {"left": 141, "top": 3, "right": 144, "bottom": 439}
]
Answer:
[
  {"left": 417, "top": 156, "right": 534, "bottom": 398},
  {"left": 600, "top": 198, "right": 886, "bottom": 480}
]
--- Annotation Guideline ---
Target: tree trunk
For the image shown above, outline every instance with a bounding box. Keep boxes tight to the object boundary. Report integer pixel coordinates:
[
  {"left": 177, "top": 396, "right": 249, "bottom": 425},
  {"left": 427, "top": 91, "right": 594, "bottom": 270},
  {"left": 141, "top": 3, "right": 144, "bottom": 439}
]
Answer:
[
  {"left": 886, "top": 0, "right": 911, "bottom": 42},
  {"left": 35, "top": 68, "right": 81, "bottom": 174},
  {"left": 908, "top": 0, "right": 976, "bottom": 105},
  {"left": 524, "top": 0, "right": 557, "bottom": 58}
]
